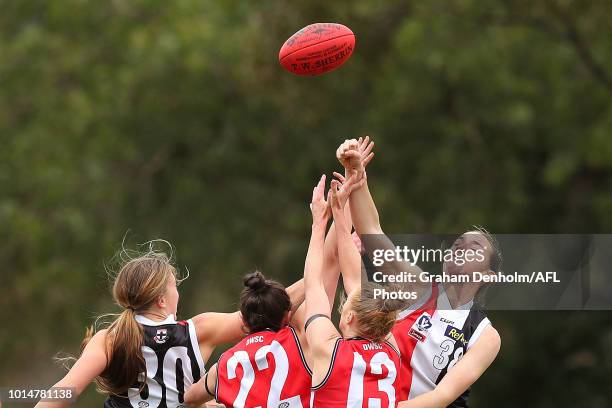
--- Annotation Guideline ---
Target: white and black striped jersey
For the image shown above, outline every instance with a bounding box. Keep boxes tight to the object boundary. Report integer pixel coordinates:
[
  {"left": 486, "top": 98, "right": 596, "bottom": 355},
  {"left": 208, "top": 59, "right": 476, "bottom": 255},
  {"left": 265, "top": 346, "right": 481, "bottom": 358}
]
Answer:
[
  {"left": 392, "top": 283, "right": 491, "bottom": 407},
  {"left": 104, "top": 314, "right": 205, "bottom": 408}
]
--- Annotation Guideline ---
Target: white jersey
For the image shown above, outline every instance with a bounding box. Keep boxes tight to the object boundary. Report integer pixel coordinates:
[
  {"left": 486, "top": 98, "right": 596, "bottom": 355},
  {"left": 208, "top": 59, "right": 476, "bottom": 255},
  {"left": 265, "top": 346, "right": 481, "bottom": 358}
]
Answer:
[{"left": 392, "top": 283, "right": 491, "bottom": 406}]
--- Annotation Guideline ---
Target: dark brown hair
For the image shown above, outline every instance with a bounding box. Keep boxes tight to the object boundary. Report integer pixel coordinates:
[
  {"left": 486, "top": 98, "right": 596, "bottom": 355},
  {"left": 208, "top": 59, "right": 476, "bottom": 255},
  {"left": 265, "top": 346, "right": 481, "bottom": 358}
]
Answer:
[{"left": 239, "top": 271, "right": 291, "bottom": 333}]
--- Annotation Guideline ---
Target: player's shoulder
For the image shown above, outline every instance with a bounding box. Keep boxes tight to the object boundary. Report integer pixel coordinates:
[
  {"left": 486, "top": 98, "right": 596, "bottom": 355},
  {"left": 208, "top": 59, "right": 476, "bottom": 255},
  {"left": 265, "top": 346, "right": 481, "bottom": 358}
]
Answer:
[
  {"left": 277, "top": 324, "right": 300, "bottom": 340},
  {"left": 482, "top": 324, "right": 501, "bottom": 345},
  {"left": 88, "top": 328, "right": 110, "bottom": 346},
  {"left": 464, "top": 305, "right": 490, "bottom": 329}
]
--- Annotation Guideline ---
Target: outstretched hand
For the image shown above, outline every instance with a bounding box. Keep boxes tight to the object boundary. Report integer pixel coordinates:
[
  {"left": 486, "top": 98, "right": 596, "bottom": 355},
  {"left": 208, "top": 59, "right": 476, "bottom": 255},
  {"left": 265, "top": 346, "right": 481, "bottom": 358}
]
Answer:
[
  {"left": 336, "top": 139, "right": 361, "bottom": 172},
  {"left": 336, "top": 136, "right": 375, "bottom": 175},
  {"left": 310, "top": 174, "right": 330, "bottom": 227},
  {"left": 357, "top": 136, "right": 375, "bottom": 168},
  {"left": 329, "top": 172, "right": 365, "bottom": 229}
]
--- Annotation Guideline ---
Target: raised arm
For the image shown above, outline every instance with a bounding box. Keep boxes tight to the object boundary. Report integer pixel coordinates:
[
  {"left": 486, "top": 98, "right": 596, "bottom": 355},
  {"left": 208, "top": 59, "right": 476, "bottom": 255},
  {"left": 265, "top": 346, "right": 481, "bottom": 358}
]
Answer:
[
  {"left": 304, "top": 175, "right": 334, "bottom": 323},
  {"left": 285, "top": 278, "right": 305, "bottom": 313},
  {"left": 292, "top": 213, "right": 345, "bottom": 333},
  {"left": 336, "top": 137, "right": 380, "bottom": 235},
  {"left": 304, "top": 175, "right": 343, "bottom": 385},
  {"left": 337, "top": 137, "right": 429, "bottom": 299},
  {"left": 330, "top": 174, "right": 365, "bottom": 295}
]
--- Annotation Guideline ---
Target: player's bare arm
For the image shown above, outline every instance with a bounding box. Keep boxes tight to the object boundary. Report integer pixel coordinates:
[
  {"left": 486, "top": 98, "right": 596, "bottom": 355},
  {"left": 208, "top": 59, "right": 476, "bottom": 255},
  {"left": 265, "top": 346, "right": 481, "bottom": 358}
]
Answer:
[
  {"left": 337, "top": 138, "right": 430, "bottom": 299},
  {"left": 292, "top": 199, "right": 348, "bottom": 356},
  {"left": 34, "top": 330, "right": 109, "bottom": 408},
  {"left": 330, "top": 173, "right": 365, "bottom": 295},
  {"left": 304, "top": 175, "right": 344, "bottom": 386},
  {"left": 185, "top": 363, "right": 218, "bottom": 407}
]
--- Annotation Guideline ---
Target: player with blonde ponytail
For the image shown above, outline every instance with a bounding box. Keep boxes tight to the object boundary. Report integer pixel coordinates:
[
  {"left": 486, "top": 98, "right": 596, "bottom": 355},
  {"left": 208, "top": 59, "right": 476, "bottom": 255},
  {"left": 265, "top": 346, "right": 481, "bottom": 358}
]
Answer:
[{"left": 36, "top": 242, "right": 304, "bottom": 408}]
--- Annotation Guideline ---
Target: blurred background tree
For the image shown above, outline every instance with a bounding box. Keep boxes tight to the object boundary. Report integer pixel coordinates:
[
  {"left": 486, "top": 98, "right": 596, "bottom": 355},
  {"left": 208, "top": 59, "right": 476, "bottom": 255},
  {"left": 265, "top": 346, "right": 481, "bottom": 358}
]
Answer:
[{"left": 1, "top": 0, "right": 611, "bottom": 406}]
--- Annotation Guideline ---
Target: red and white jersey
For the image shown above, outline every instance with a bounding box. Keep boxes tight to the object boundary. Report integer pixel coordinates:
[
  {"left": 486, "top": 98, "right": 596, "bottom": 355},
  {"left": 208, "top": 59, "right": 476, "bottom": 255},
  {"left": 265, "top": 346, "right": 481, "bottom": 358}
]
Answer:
[
  {"left": 392, "top": 283, "right": 491, "bottom": 406},
  {"left": 311, "top": 337, "right": 401, "bottom": 408},
  {"left": 216, "top": 326, "right": 311, "bottom": 408}
]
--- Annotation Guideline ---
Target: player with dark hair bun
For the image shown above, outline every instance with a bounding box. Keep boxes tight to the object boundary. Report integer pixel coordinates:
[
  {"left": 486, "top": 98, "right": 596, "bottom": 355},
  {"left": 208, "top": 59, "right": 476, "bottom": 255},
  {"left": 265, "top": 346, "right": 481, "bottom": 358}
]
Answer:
[
  {"left": 239, "top": 271, "right": 292, "bottom": 333},
  {"left": 185, "top": 197, "right": 357, "bottom": 408},
  {"left": 186, "top": 270, "right": 313, "bottom": 407}
]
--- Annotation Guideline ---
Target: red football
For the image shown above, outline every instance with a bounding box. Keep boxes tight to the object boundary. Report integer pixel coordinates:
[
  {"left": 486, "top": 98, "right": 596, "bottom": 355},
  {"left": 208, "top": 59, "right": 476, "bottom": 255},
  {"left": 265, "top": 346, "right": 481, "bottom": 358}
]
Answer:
[{"left": 279, "top": 23, "right": 355, "bottom": 76}]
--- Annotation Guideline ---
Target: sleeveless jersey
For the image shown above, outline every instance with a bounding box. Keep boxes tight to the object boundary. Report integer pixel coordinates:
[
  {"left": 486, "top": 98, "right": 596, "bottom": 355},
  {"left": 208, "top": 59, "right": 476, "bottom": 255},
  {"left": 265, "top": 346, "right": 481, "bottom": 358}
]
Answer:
[
  {"left": 311, "top": 337, "right": 401, "bottom": 408},
  {"left": 392, "top": 283, "right": 491, "bottom": 406},
  {"left": 216, "top": 326, "right": 311, "bottom": 408},
  {"left": 105, "top": 314, "right": 206, "bottom": 408}
]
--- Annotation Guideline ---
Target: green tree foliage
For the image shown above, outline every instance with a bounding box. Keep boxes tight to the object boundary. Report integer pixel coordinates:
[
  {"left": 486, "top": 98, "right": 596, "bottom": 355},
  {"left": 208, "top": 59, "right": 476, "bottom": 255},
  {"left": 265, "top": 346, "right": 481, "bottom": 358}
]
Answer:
[{"left": 1, "top": 0, "right": 611, "bottom": 405}]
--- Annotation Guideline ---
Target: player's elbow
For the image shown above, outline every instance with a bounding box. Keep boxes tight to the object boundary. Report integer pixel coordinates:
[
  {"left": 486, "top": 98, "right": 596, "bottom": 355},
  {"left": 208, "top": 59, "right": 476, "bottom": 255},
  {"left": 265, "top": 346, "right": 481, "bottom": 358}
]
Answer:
[
  {"left": 354, "top": 218, "right": 383, "bottom": 235},
  {"left": 490, "top": 327, "right": 502, "bottom": 357},
  {"left": 184, "top": 384, "right": 203, "bottom": 407},
  {"left": 435, "top": 385, "right": 460, "bottom": 407}
]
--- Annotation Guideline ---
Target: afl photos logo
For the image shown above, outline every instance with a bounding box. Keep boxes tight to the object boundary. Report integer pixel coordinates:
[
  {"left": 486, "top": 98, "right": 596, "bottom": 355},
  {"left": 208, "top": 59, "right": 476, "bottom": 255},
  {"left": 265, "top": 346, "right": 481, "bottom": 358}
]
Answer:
[{"left": 153, "top": 328, "right": 169, "bottom": 344}]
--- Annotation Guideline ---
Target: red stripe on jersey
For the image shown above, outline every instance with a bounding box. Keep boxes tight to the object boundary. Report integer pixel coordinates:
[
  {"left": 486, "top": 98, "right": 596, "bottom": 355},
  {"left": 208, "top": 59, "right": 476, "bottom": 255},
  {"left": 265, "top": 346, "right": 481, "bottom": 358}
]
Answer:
[
  {"left": 216, "top": 326, "right": 311, "bottom": 408},
  {"left": 311, "top": 338, "right": 402, "bottom": 408},
  {"left": 391, "top": 283, "right": 439, "bottom": 401}
]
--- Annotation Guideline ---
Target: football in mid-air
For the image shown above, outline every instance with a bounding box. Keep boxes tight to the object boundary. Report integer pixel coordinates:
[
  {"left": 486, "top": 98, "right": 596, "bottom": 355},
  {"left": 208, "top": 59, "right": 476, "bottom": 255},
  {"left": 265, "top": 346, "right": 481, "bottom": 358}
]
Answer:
[{"left": 279, "top": 23, "right": 355, "bottom": 76}]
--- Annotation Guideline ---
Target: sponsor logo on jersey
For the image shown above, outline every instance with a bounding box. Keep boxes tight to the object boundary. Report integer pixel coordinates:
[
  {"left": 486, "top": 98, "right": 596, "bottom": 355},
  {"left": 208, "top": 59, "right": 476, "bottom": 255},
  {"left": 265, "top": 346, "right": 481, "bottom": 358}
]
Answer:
[
  {"left": 279, "top": 402, "right": 290, "bottom": 408},
  {"left": 444, "top": 325, "right": 468, "bottom": 346},
  {"left": 408, "top": 328, "right": 426, "bottom": 342},
  {"left": 440, "top": 317, "right": 454, "bottom": 324},
  {"left": 154, "top": 328, "right": 169, "bottom": 344},
  {"left": 415, "top": 313, "right": 433, "bottom": 332},
  {"left": 138, "top": 401, "right": 150, "bottom": 408}
]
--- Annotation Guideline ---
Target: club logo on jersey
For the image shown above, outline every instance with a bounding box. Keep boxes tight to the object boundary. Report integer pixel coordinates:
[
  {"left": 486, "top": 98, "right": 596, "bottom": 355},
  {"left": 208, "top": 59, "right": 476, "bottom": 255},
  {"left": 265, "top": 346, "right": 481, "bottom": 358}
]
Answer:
[
  {"left": 444, "top": 325, "right": 468, "bottom": 346},
  {"left": 153, "top": 328, "right": 169, "bottom": 344},
  {"left": 415, "top": 313, "right": 433, "bottom": 332}
]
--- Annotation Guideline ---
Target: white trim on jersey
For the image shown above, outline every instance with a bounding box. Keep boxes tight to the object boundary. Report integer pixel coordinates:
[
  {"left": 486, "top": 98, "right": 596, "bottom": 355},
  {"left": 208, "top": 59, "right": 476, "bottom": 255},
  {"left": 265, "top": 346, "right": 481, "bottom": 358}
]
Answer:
[
  {"left": 288, "top": 325, "right": 314, "bottom": 375},
  {"left": 187, "top": 318, "right": 207, "bottom": 377},
  {"left": 467, "top": 317, "right": 491, "bottom": 349},
  {"left": 311, "top": 338, "right": 342, "bottom": 390}
]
